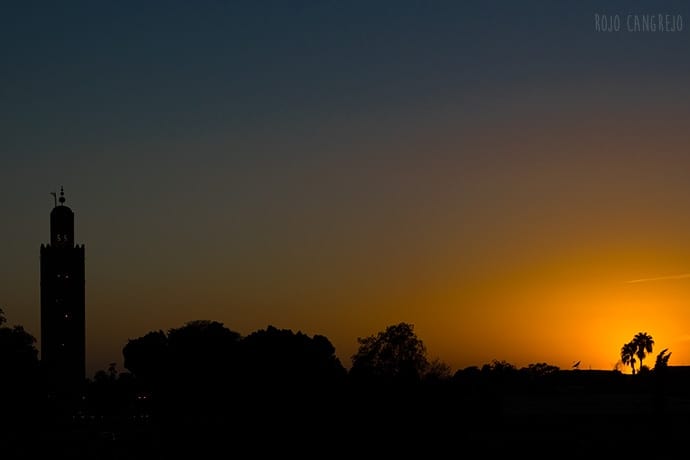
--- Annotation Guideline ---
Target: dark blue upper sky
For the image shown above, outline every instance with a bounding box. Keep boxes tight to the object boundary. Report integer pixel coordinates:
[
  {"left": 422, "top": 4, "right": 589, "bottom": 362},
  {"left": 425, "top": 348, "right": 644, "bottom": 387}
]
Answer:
[{"left": 5, "top": 0, "right": 687, "bottom": 169}]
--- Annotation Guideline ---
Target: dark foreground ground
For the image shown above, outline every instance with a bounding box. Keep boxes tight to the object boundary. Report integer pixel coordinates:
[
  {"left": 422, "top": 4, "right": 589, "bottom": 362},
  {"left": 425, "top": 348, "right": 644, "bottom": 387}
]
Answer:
[{"left": 4, "top": 385, "right": 690, "bottom": 459}]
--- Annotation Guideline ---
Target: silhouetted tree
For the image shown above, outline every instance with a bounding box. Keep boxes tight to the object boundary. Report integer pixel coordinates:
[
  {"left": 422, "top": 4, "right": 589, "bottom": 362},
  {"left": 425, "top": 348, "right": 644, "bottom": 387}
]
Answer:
[
  {"left": 87, "top": 363, "right": 135, "bottom": 416},
  {"left": 450, "top": 366, "right": 487, "bottom": 413},
  {"left": 651, "top": 347, "right": 673, "bottom": 414},
  {"left": 93, "top": 362, "right": 119, "bottom": 384},
  {"left": 453, "top": 365, "right": 481, "bottom": 382},
  {"left": 638, "top": 364, "right": 651, "bottom": 375},
  {"left": 613, "top": 360, "right": 625, "bottom": 373},
  {"left": 632, "top": 332, "right": 654, "bottom": 372},
  {"left": 522, "top": 362, "right": 560, "bottom": 377},
  {"left": 123, "top": 320, "right": 242, "bottom": 417},
  {"left": 166, "top": 320, "right": 242, "bottom": 391},
  {"left": 621, "top": 341, "right": 638, "bottom": 375},
  {"left": 423, "top": 357, "right": 452, "bottom": 383},
  {"left": 0, "top": 308, "right": 39, "bottom": 384},
  {"left": 480, "top": 359, "right": 518, "bottom": 387},
  {"left": 240, "top": 325, "right": 346, "bottom": 388},
  {"left": 0, "top": 308, "right": 40, "bottom": 421},
  {"left": 349, "top": 322, "right": 428, "bottom": 383},
  {"left": 122, "top": 330, "right": 169, "bottom": 387},
  {"left": 517, "top": 363, "right": 560, "bottom": 393},
  {"left": 481, "top": 359, "right": 517, "bottom": 374},
  {"left": 653, "top": 348, "right": 671, "bottom": 372}
]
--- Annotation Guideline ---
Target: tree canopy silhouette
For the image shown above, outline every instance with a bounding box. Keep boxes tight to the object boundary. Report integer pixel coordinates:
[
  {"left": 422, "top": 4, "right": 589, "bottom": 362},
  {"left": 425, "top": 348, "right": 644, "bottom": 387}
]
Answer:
[
  {"left": 0, "top": 308, "right": 40, "bottom": 420},
  {"left": 621, "top": 332, "right": 655, "bottom": 375},
  {"left": 654, "top": 348, "right": 671, "bottom": 372},
  {"left": 0, "top": 308, "right": 39, "bottom": 385},
  {"left": 122, "top": 320, "right": 243, "bottom": 414},
  {"left": 167, "top": 319, "right": 242, "bottom": 381},
  {"left": 122, "top": 329, "right": 169, "bottom": 387},
  {"left": 240, "top": 325, "right": 346, "bottom": 387},
  {"left": 349, "top": 322, "right": 429, "bottom": 383},
  {"left": 122, "top": 320, "right": 347, "bottom": 413},
  {"left": 632, "top": 332, "right": 654, "bottom": 372},
  {"left": 621, "top": 340, "right": 638, "bottom": 375}
]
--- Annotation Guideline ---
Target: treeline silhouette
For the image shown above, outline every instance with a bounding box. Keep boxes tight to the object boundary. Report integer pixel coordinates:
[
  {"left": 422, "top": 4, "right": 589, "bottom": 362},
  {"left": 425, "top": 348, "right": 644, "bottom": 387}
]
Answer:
[{"left": 2, "top": 310, "right": 690, "bottom": 457}]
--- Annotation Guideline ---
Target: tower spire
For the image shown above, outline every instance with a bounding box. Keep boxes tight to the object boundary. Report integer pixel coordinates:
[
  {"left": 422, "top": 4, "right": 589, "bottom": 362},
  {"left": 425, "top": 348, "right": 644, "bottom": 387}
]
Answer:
[{"left": 41, "top": 187, "right": 85, "bottom": 391}]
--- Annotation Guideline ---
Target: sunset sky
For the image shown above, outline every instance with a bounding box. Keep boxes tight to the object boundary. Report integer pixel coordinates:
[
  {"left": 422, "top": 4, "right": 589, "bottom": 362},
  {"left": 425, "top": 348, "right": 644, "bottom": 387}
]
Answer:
[{"left": 3, "top": 0, "right": 690, "bottom": 377}]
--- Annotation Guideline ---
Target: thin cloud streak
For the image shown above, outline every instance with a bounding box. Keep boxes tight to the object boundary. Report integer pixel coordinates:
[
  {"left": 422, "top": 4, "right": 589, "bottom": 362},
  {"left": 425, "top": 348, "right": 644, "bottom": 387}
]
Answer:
[{"left": 627, "top": 273, "right": 690, "bottom": 284}]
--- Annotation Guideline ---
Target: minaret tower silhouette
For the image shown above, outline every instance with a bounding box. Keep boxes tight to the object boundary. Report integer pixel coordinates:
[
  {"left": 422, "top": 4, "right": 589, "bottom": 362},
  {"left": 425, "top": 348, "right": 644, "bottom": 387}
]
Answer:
[{"left": 40, "top": 187, "right": 86, "bottom": 391}]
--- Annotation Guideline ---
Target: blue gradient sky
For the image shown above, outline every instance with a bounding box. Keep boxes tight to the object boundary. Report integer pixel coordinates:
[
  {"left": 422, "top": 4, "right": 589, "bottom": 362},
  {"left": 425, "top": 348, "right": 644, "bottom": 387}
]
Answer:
[{"left": 3, "top": 1, "right": 690, "bottom": 376}]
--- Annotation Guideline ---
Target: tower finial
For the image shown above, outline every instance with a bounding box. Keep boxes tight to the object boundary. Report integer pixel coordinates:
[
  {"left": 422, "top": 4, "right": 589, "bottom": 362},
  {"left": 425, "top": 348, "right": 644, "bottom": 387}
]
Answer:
[{"left": 59, "top": 186, "right": 66, "bottom": 205}]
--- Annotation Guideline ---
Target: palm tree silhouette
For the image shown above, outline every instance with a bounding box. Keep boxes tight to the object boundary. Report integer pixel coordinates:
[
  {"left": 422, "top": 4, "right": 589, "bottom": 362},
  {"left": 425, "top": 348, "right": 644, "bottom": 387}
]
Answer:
[
  {"left": 621, "top": 341, "right": 637, "bottom": 375},
  {"left": 632, "top": 332, "right": 654, "bottom": 371}
]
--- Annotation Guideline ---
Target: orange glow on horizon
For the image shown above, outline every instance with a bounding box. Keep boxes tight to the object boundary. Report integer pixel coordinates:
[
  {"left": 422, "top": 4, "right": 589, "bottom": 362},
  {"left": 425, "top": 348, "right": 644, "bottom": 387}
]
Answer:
[{"left": 408, "top": 242, "right": 690, "bottom": 374}]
